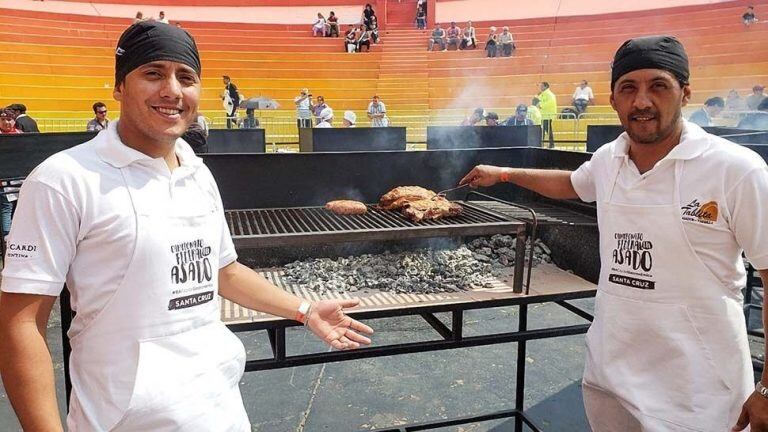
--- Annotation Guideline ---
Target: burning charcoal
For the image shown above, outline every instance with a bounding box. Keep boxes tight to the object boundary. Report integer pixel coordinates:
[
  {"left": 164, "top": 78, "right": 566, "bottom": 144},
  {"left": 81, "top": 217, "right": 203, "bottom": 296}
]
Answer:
[
  {"left": 473, "top": 253, "right": 490, "bottom": 263},
  {"left": 476, "top": 247, "right": 492, "bottom": 257}
]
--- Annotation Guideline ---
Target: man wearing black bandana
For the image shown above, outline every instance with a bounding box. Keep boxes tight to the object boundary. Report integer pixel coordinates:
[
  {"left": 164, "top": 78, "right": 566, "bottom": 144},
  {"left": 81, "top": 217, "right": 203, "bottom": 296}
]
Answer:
[
  {"left": 0, "top": 21, "right": 373, "bottom": 431},
  {"left": 459, "top": 35, "right": 768, "bottom": 431}
]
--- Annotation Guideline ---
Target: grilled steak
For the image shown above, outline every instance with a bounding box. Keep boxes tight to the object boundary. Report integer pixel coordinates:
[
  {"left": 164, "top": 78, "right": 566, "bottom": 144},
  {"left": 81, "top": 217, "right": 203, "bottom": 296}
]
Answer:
[
  {"left": 325, "top": 200, "right": 368, "bottom": 215},
  {"left": 379, "top": 186, "right": 436, "bottom": 210},
  {"left": 401, "top": 197, "right": 463, "bottom": 222}
]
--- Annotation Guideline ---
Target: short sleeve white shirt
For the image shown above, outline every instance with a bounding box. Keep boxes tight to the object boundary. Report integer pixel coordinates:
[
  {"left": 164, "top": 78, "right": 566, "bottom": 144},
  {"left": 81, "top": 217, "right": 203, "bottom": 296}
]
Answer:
[
  {"left": 1, "top": 122, "right": 237, "bottom": 335},
  {"left": 573, "top": 86, "right": 594, "bottom": 101},
  {"left": 571, "top": 121, "right": 768, "bottom": 290}
]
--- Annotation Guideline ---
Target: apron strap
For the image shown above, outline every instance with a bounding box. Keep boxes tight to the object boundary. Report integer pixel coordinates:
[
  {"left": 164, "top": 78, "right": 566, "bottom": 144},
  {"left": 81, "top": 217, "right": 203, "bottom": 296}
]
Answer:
[{"left": 606, "top": 155, "right": 684, "bottom": 206}]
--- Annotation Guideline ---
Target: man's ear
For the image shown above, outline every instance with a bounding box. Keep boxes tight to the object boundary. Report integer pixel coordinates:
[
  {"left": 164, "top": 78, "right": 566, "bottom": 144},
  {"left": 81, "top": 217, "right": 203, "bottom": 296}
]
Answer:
[
  {"left": 609, "top": 91, "right": 616, "bottom": 111},
  {"left": 681, "top": 85, "right": 691, "bottom": 107},
  {"left": 113, "top": 82, "right": 124, "bottom": 102}
]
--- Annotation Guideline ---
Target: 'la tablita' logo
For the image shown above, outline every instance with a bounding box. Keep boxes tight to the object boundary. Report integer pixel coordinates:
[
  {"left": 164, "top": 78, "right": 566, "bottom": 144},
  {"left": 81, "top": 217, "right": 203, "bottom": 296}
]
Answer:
[{"left": 681, "top": 199, "right": 718, "bottom": 224}]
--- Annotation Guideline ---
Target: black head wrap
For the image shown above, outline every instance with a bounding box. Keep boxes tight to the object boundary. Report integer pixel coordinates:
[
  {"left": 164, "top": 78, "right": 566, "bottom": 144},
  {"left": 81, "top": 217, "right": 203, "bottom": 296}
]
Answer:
[
  {"left": 115, "top": 21, "right": 201, "bottom": 85},
  {"left": 611, "top": 35, "right": 689, "bottom": 90}
]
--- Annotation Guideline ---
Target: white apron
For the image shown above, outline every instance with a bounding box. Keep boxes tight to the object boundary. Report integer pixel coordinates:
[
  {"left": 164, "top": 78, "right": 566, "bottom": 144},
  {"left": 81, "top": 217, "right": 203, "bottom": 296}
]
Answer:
[
  {"left": 583, "top": 158, "right": 752, "bottom": 431},
  {"left": 66, "top": 166, "right": 250, "bottom": 431}
]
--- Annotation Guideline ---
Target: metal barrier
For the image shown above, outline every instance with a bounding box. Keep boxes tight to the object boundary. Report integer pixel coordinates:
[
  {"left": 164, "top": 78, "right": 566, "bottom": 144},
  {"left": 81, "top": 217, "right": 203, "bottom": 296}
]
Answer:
[{"left": 37, "top": 118, "right": 93, "bottom": 133}]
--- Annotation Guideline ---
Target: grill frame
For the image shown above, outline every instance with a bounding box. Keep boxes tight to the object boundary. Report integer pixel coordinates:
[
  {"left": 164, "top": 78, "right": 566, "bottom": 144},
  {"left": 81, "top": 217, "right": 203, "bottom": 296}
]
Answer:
[{"left": 226, "top": 201, "right": 526, "bottom": 248}]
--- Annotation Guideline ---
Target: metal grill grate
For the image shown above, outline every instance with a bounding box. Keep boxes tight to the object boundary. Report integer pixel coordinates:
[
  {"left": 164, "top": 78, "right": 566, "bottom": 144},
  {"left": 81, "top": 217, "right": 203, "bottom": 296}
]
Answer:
[
  {"left": 226, "top": 202, "right": 525, "bottom": 247},
  {"left": 472, "top": 201, "right": 597, "bottom": 226}
]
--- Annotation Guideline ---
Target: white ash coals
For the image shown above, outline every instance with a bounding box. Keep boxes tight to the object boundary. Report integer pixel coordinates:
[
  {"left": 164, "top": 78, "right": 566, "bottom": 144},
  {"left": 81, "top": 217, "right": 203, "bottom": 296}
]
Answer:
[{"left": 282, "top": 235, "right": 553, "bottom": 295}]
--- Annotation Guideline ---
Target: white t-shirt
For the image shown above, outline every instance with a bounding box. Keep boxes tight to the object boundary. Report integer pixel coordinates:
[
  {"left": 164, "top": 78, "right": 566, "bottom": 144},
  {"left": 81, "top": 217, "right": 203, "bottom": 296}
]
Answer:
[
  {"left": 1, "top": 122, "right": 237, "bottom": 336},
  {"left": 571, "top": 121, "right": 768, "bottom": 291},
  {"left": 573, "top": 86, "right": 594, "bottom": 101}
]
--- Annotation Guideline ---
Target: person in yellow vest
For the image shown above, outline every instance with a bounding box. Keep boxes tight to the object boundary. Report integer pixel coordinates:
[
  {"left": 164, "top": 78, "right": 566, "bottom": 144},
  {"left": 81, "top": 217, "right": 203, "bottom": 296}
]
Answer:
[{"left": 537, "top": 82, "right": 557, "bottom": 143}]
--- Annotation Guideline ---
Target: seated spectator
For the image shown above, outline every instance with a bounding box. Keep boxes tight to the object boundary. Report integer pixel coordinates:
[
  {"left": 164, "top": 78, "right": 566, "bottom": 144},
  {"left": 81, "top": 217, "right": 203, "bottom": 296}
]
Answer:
[
  {"left": 363, "top": 4, "right": 376, "bottom": 29},
  {"left": 446, "top": 22, "right": 461, "bottom": 50},
  {"left": 87, "top": 102, "right": 109, "bottom": 131},
  {"left": 737, "top": 98, "right": 768, "bottom": 130},
  {"left": 499, "top": 27, "right": 515, "bottom": 57},
  {"left": 157, "top": 11, "right": 169, "bottom": 24},
  {"left": 7, "top": 104, "right": 38, "bottom": 132},
  {"left": 504, "top": 104, "right": 534, "bottom": 126},
  {"left": 313, "top": 13, "right": 327, "bottom": 37},
  {"left": 311, "top": 96, "right": 329, "bottom": 125},
  {"left": 528, "top": 97, "right": 543, "bottom": 125},
  {"left": 370, "top": 18, "right": 380, "bottom": 44},
  {"left": 572, "top": 80, "right": 594, "bottom": 114},
  {"left": 486, "top": 27, "right": 498, "bottom": 58},
  {"left": 328, "top": 11, "right": 340, "bottom": 37},
  {"left": 416, "top": 6, "right": 426, "bottom": 30},
  {"left": 428, "top": 24, "right": 446, "bottom": 51},
  {"left": 357, "top": 25, "right": 372, "bottom": 52},
  {"left": 343, "top": 111, "right": 357, "bottom": 127},
  {"left": 746, "top": 85, "right": 766, "bottom": 110},
  {"left": 743, "top": 6, "right": 758, "bottom": 26},
  {"left": 316, "top": 107, "right": 334, "bottom": 128},
  {"left": 688, "top": 97, "right": 724, "bottom": 127},
  {"left": 133, "top": 11, "right": 144, "bottom": 23},
  {"left": 484, "top": 112, "right": 499, "bottom": 126},
  {"left": 345, "top": 25, "right": 358, "bottom": 53},
  {"left": 0, "top": 109, "right": 21, "bottom": 134},
  {"left": 460, "top": 21, "right": 476, "bottom": 50},
  {"left": 725, "top": 89, "right": 746, "bottom": 112},
  {"left": 461, "top": 107, "right": 485, "bottom": 126}
]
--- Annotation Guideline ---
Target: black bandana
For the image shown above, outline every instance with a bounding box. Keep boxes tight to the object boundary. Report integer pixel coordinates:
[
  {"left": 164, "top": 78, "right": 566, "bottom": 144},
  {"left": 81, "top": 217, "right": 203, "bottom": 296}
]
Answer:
[
  {"left": 115, "top": 21, "right": 201, "bottom": 85},
  {"left": 611, "top": 35, "right": 689, "bottom": 90}
]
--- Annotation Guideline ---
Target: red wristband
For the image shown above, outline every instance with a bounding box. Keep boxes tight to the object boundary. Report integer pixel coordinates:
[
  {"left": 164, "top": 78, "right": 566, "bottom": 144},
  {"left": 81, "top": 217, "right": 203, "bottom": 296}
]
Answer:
[{"left": 499, "top": 169, "right": 512, "bottom": 183}]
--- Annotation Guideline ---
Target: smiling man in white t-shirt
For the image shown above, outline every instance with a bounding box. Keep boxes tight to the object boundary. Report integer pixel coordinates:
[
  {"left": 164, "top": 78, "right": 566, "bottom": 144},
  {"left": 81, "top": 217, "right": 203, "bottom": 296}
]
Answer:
[
  {"left": 459, "top": 35, "right": 768, "bottom": 431},
  {"left": 0, "top": 21, "right": 373, "bottom": 431}
]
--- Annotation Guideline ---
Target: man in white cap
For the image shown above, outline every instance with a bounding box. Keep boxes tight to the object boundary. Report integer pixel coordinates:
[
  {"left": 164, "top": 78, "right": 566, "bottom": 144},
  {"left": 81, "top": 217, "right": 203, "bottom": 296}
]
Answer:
[
  {"left": 316, "top": 107, "right": 334, "bottom": 128},
  {"left": 342, "top": 110, "right": 357, "bottom": 127}
]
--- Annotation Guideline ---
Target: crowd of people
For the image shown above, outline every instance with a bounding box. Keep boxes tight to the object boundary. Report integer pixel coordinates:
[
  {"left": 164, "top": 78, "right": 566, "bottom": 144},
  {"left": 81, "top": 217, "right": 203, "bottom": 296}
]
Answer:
[
  {"left": 687, "top": 84, "right": 767, "bottom": 128},
  {"left": 426, "top": 22, "right": 515, "bottom": 56},
  {"left": 294, "top": 89, "right": 387, "bottom": 128},
  {"left": 311, "top": 4, "right": 380, "bottom": 53}
]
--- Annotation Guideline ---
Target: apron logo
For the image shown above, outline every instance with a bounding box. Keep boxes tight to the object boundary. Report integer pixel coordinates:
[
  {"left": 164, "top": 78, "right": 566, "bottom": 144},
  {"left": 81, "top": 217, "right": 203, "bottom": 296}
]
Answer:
[
  {"left": 611, "top": 232, "right": 653, "bottom": 272},
  {"left": 170, "top": 239, "right": 213, "bottom": 285},
  {"left": 681, "top": 199, "right": 718, "bottom": 224},
  {"left": 168, "top": 291, "right": 214, "bottom": 310}
]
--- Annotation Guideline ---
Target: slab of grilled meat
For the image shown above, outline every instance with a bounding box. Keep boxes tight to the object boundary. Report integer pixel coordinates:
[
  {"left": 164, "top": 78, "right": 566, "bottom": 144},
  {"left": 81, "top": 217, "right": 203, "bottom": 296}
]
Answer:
[
  {"left": 401, "top": 197, "right": 463, "bottom": 222},
  {"left": 325, "top": 200, "right": 368, "bottom": 215},
  {"left": 379, "top": 186, "right": 436, "bottom": 210}
]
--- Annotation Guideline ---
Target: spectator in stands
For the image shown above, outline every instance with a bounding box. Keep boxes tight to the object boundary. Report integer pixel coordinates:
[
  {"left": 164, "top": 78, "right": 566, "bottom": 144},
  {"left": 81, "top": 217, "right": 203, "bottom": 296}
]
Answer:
[
  {"left": 460, "top": 21, "right": 476, "bottom": 50},
  {"left": 428, "top": 24, "right": 446, "bottom": 51},
  {"left": 357, "top": 25, "right": 372, "bottom": 52},
  {"left": 504, "top": 104, "right": 534, "bottom": 126},
  {"left": 484, "top": 112, "right": 500, "bottom": 126},
  {"left": 0, "top": 109, "right": 21, "bottom": 134},
  {"left": 499, "top": 26, "right": 515, "bottom": 57},
  {"left": 743, "top": 5, "right": 758, "bottom": 26},
  {"left": 133, "top": 11, "right": 144, "bottom": 23},
  {"left": 572, "top": 80, "right": 595, "bottom": 114},
  {"left": 737, "top": 98, "right": 768, "bottom": 129},
  {"left": 311, "top": 96, "right": 329, "bottom": 125},
  {"left": 688, "top": 96, "right": 724, "bottom": 127},
  {"left": 528, "top": 97, "right": 543, "bottom": 125},
  {"left": 363, "top": 4, "right": 376, "bottom": 30},
  {"left": 446, "top": 22, "right": 461, "bottom": 50},
  {"left": 725, "top": 89, "right": 746, "bottom": 112},
  {"left": 157, "top": 11, "right": 169, "bottom": 24},
  {"left": 327, "top": 11, "right": 339, "bottom": 37},
  {"left": 222, "top": 76, "right": 240, "bottom": 129},
  {"left": 345, "top": 25, "right": 358, "bottom": 53},
  {"left": 746, "top": 85, "right": 766, "bottom": 110},
  {"left": 294, "top": 88, "right": 313, "bottom": 128},
  {"left": 416, "top": 6, "right": 426, "bottom": 30},
  {"left": 367, "top": 95, "right": 388, "bottom": 127},
  {"left": 313, "top": 13, "right": 327, "bottom": 37},
  {"left": 461, "top": 107, "right": 486, "bottom": 126},
  {"left": 182, "top": 117, "right": 209, "bottom": 153},
  {"left": 486, "top": 27, "right": 498, "bottom": 58},
  {"left": 537, "top": 82, "right": 557, "bottom": 139},
  {"left": 370, "top": 17, "right": 380, "bottom": 44},
  {"left": 7, "top": 104, "right": 39, "bottom": 133},
  {"left": 87, "top": 102, "right": 110, "bottom": 131},
  {"left": 342, "top": 111, "right": 357, "bottom": 127},
  {"left": 316, "top": 107, "right": 334, "bottom": 128}
]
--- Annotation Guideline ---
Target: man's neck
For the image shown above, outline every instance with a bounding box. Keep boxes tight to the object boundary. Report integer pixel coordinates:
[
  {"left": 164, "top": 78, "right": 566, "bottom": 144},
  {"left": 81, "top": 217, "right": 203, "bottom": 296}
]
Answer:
[
  {"left": 627, "top": 124, "right": 683, "bottom": 174},
  {"left": 117, "top": 121, "right": 179, "bottom": 171}
]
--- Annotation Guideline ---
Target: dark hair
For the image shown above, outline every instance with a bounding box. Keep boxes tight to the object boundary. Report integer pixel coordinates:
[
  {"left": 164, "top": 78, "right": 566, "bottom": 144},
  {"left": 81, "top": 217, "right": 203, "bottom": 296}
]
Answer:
[
  {"left": 0, "top": 108, "right": 17, "bottom": 119},
  {"left": 704, "top": 97, "right": 724, "bottom": 108},
  {"left": 93, "top": 102, "right": 107, "bottom": 113},
  {"left": 540, "top": 82, "right": 550, "bottom": 89},
  {"left": 531, "top": 97, "right": 540, "bottom": 105},
  {"left": 223, "top": 75, "right": 231, "bottom": 81},
  {"left": 330, "top": 11, "right": 335, "bottom": 15},
  {"left": 7, "top": 103, "right": 26, "bottom": 113}
]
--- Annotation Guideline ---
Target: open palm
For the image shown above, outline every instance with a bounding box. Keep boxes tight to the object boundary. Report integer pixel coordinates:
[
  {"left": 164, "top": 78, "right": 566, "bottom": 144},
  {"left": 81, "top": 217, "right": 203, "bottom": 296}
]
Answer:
[{"left": 306, "top": 299, "right": 374, "bottom": 350}]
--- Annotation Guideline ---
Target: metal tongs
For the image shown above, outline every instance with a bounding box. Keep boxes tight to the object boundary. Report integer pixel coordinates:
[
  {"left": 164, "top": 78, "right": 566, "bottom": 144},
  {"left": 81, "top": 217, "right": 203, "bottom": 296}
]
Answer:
[{"left": 435, "top": 183, "right": 469, "bottom": 198}]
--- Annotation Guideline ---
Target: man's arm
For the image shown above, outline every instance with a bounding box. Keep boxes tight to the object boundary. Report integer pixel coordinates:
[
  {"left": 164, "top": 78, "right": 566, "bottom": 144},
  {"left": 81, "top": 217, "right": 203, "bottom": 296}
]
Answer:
[
  {"left": 0, "top": 292, "right": 63, "bottom": 431},
  {"left": 459, "top": 165, "right": 579, "bottom": 200}
]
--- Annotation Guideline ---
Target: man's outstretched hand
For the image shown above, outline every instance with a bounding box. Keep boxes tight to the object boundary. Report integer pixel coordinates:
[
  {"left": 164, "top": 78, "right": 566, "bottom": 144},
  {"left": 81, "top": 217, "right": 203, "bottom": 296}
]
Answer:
[
  {"left": 306, "top": 299, "right": 374, "bottom": 350},
  {"left": 459, "top": 165, "right": 508, "bottom": 188}
]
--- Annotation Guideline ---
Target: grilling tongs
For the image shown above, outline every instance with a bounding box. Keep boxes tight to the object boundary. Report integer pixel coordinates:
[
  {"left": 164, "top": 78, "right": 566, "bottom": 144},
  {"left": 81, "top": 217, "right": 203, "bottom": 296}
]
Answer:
[{"left": 436, "top": 183, "right": 469, "bottom": 197}]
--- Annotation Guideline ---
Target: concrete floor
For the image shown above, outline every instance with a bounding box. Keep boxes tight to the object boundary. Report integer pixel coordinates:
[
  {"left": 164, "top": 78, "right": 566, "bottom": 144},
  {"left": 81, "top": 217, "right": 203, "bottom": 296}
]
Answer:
[{"left": 1, "top": 294, "right": 763, "bottom": 432}]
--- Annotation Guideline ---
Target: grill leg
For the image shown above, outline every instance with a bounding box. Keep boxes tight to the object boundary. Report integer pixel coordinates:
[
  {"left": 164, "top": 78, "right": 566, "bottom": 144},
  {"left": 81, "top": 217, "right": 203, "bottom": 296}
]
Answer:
[
  {"left": 513, "top": 230, "right": 527, "bottom": 293},
  {"left": 516, "top": 304, "right": 529, "bottom": 431}
]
